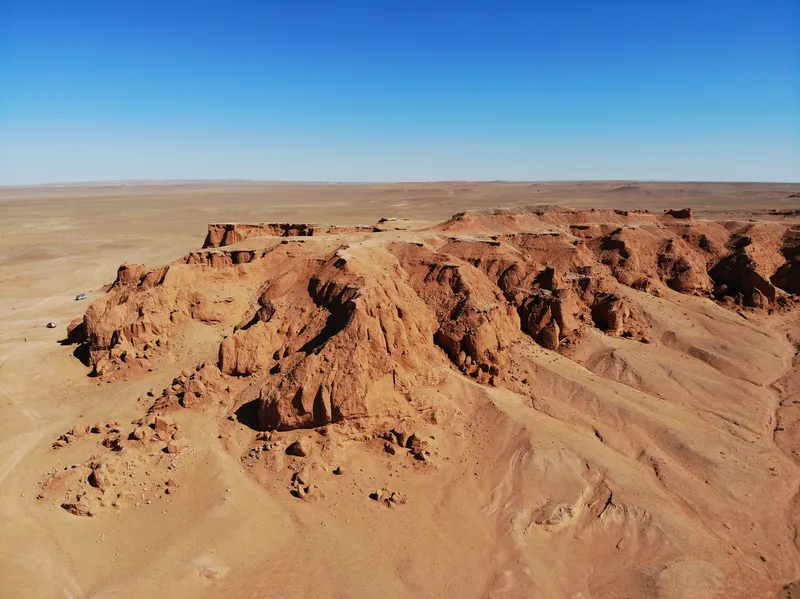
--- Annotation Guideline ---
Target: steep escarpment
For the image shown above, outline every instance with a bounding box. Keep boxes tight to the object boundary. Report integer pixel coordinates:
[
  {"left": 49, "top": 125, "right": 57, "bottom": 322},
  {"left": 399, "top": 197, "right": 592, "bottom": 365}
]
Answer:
[
  {"left": 255, "top": 249, "right": 446, "bottom": 430},
  {"left": 204, "top": 223, "right": 321, "bottom": 248},
  {"left": 69, "top": 206, "right": 800, "bottom": 401}
]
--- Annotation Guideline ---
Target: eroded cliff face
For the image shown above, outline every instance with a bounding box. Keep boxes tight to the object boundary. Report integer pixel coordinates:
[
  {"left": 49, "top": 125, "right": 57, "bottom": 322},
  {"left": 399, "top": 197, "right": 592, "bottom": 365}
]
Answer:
[
  {"left": 203, "top": 223, "right": 321, "bottom": 248},
  {"left": 69, "top": 207, "right": 800, "bottom": 428}
]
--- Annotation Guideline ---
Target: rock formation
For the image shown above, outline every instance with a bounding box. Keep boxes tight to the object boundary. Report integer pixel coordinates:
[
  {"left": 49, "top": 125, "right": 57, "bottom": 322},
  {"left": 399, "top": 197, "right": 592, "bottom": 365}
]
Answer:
[
  {"left": 203, "top": 223, "right": 320, "bottom": 248},
  {"left": 67, "top": 207, "right": 800, "bottom": 431},
  {"left": 47, "top": 205, "right": 800, "bottom": 599}
]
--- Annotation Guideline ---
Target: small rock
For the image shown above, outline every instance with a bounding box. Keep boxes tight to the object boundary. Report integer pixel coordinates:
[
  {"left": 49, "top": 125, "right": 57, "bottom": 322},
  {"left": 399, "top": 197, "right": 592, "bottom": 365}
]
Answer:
[
  {"left": 332, "top": 466, "right": 344, "bottom": 476},
  {"left": 89, "top": 462, "right": 111, "bottom": 492},
  {"left": 292, "top": 468, "right": 312, "bottom": 486},
  {"left": 391, "top": 423, "right": 413, "bottom": 448},
  {"left": 285, "top": 439, "right": 310, "bottom": 457},
  {"left": 62, "top": 498, "right": 95, "bottom": 517},
  {"left": 131, "top": 426, "right": 149, "bottom": 441},
  {"left": 154, "top": 415, "right": 174, "bottom": 433},
  {"left": 102, "top": 436, "right": 122, "bottom": 451},
  {"left": 540, "top": 321, "right": 560, "bottom": 350},
  {"left": 166, "top": 440, "right": 183, "bottom": 454},
  {"left": 387, "top": 491, "right": 408, "bottom": 506},
  {"left": 369, "top": 488, "right": 407, "bottom": 507},
  {"left": 69, "top": 425, "right": 89, "bottom": 438},
  {"left": 407, "top": 433, "right": 431, "bottom": 460},
  {"left": 291, "top": 483, "right": 321, "bottom": 502}
]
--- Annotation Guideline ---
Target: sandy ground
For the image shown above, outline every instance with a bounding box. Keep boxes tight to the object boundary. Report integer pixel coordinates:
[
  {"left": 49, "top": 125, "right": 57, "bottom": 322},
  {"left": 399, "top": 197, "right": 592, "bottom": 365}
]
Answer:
[{"left": 1, "top": 181, "right": 800, "bottom": 599}]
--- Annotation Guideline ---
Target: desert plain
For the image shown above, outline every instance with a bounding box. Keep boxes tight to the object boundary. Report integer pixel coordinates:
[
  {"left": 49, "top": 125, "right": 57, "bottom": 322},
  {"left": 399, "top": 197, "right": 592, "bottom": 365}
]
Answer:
[{"left": 2, "top": 180, "right": 800, "bottom": 598}]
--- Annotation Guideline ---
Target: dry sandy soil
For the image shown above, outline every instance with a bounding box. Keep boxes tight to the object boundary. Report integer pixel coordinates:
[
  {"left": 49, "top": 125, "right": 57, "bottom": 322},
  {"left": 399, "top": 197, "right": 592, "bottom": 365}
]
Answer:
[{"left": 2, "top": 181, "right": 800, "bottom": 599}]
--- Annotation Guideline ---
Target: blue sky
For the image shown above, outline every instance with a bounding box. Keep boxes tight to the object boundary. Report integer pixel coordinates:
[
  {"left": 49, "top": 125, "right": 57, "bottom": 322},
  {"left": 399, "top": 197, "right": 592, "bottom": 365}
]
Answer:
[{"left": 1, "top": 0, "right": 797, "bottom": 184}]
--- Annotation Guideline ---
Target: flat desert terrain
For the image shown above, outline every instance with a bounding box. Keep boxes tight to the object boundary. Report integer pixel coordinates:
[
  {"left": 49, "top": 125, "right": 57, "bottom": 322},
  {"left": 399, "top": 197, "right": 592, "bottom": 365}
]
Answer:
[{"left": 2, "top": 181, "right": 800, "bottom": 599}]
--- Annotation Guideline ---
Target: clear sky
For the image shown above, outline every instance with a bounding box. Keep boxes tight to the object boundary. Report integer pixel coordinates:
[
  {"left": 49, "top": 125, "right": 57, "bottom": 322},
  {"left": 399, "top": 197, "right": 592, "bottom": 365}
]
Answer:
[{"left": 1, "top": 0, "right": 798, "bottom": 184}]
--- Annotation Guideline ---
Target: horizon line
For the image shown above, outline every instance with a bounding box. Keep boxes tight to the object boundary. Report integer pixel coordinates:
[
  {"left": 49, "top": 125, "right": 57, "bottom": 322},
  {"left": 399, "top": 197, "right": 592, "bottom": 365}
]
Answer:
[{"left": 2, "top": 178, "right": 799, "bottom": 189}]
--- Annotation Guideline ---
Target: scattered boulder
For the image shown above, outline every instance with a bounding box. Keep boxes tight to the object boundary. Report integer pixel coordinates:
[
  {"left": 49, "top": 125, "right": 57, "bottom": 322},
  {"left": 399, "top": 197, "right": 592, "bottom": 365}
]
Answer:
[
  {"left": 62, "top": 497, "right": 97, "bottom": 517},
  {"left": 370, "top": 488, "right": 408, "bottom": 507},
  {"left": 69, "top": 424, "right": 89, "bottom": 438},
  {"left": 88, "top": 461, "right": 112, "bottom": 492},
  {"left": 286, "top": 438, "right": 311, "bottom": 458},
  {"left": 166, "top": 440, "right": 184, "bottom": 454},
  {"left": 407, "top": 433, "right": 432, "bottom": 461},
  {"left": 154, "top": 415, "right": 174, "bottom": 433},
  {"left": 290, "top": 482, "right": 322, "bottom": 502},
  {"left": 539, "top": 320, "right": 561, "bottom": 350},
  {"left": 131, "top": 426, "right": 149, "bottom": 441}
]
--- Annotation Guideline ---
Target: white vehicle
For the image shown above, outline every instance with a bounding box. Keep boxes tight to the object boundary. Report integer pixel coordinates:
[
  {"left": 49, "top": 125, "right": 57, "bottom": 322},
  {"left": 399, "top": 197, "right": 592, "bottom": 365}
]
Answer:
[
  {"left": 75, "top": 293, "right": 87, "bottom": 301},
  {"left": 46, "top": 322, "right": 57, "bottom": 328}
]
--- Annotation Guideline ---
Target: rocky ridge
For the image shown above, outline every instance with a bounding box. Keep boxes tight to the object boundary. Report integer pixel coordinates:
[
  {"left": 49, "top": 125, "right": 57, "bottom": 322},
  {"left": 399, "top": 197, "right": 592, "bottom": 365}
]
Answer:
[{"left": 66, "top": 207, "right": 800, "bottom": 430}]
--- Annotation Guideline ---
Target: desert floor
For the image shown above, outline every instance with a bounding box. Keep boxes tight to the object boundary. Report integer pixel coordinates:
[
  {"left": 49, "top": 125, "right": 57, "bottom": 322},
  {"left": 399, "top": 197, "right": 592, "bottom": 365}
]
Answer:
[{"left": 1, "top": 181, "right": 800, "bottom": 599}]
